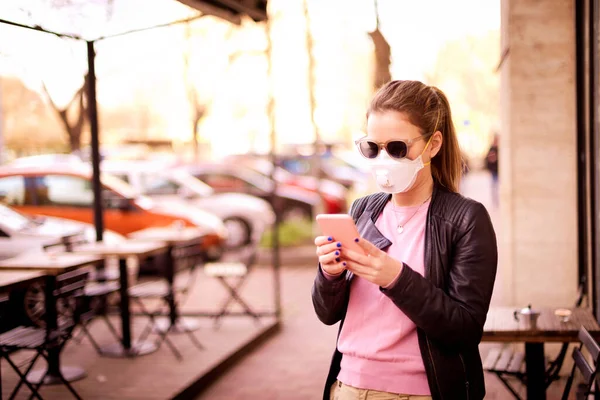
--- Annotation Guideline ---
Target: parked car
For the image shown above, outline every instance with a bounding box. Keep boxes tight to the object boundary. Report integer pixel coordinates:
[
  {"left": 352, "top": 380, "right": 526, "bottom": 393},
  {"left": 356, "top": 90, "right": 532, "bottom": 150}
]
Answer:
[
  {"left": 101, "top": 160, "right": 275, "bottom": 248},
  {"left": 0, "top": 164, "right": 228, "bottom": 263},
  {"left": 78, "top": 144, "right": 151, "bottom": 162},
  {"left": 0, "top": 202, "right": 124, "bottom": 260},
  {"left": 224, "top": 156, "right": 348, "bottom": 214},
  {"left": 277, "top": 153, "right": 367, "bottom": 190},
  {"left": 182, "top": 163, "right": 323, "bottom": 221},
  {"left": 9, "top": 153, "right": 84, "bottom": 167}
]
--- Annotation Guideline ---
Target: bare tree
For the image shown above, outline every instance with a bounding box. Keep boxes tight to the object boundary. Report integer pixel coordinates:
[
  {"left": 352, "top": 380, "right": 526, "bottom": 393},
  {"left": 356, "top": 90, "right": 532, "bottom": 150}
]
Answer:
[
  {"left": 369, "top": 0, "right": 391, "bottom": 90},
  {"left": 41, "top": 74, "right": 88, "bottom": 152},
  {"left": 183, "top": 21, "right": 209, "bottom": 161}
]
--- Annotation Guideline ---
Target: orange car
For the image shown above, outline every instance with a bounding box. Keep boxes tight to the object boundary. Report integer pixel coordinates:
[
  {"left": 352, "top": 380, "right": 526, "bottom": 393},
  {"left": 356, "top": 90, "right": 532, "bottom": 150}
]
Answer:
[{"left": 0, "top": 164, "right": 228, "bottom": 262}]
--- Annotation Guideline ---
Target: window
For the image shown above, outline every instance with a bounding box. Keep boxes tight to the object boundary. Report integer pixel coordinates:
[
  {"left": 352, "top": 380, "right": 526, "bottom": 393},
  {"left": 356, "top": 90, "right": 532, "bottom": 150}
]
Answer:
[
  {"left": 0, "top": 205, "right": 31, "bottom": 231},
  {"left": 112, "top": 173, "right": 130, "bottom": 184},
  {"left": 140, "top": 174, "right": 180, "bottom": 195},
  {"left": 36, "top": 175, "right": 129, "bottom": 209},
  {"left": 0, "top": 176, "right": 26, "bottom": 206},
  {"left": 37, "top": 175, "right": 94, "bottom": 207},
  {"left": 281, "top": 158, "right": 313, "bottom": 175}
]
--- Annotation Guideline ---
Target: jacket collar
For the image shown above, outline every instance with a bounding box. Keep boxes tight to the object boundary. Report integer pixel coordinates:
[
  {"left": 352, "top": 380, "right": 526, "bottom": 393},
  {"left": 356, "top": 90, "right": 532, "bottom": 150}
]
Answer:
[{"left": 356, "top": 183, "right": 444, "bottom": 251}]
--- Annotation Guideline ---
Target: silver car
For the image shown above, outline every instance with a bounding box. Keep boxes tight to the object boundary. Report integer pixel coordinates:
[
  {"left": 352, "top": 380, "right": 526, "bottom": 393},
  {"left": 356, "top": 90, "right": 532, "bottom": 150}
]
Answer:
[
  {"left": 0, "top": 203, "right": 124, "bottom": 260},
  {"left": 101, "top": 161, "right": 275, "bottom": 249}
]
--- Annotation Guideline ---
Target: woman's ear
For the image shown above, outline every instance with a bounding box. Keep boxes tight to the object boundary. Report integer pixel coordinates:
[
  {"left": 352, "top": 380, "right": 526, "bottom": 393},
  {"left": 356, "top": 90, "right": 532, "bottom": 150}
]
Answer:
[{"left": 429, "top": 131, "right": 443, "bottom": 158}]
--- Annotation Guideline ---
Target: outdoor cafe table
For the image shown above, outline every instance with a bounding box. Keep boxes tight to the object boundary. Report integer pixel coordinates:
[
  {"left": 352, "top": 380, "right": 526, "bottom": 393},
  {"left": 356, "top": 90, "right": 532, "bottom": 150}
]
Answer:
[
  {"left": 482, "top": 306, "right": 600, "bottom": 400},
  {"left": 0, "top": 270, "right": 46, "bottom": 293},
  {"left": 71, "top": 241, "right": 168, "bottom": 357},
  {"left": 0, "top": 253, "right": 103, "bottom": 384},
  {"left": 128, "top": 227, "right": 204, "bottom": 333}
]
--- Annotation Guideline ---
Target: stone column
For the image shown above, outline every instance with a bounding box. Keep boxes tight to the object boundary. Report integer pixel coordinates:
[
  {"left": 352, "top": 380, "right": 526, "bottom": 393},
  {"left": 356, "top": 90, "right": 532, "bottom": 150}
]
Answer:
[{"left": 499, "top": 0, "right": 578, "bottom": 307}]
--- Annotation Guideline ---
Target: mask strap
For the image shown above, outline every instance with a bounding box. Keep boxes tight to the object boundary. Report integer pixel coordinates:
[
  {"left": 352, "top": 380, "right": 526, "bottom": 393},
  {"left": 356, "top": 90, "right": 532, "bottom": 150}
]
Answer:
[
  {"left": 422, "top": 97, "right": 442, "bottom": 167},
  {"left": 421, "top": 135, "right": 434, "bottom": 166}
]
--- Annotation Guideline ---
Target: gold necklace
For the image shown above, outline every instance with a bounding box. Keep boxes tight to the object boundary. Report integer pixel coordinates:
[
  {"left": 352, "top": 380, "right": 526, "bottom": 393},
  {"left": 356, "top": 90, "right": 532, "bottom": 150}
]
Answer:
[{"left": 392, "top": 196, "right": 431, "bottom": 234}]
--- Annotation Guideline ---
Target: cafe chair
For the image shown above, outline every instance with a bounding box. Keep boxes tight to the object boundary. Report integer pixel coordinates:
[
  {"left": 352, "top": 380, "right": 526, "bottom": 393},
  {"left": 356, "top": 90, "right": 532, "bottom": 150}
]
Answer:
[
  {"left": 57, "top": 245, "right": 122, "bottom": 351},
  {"left": 129, "top": 241, "right": 204, "bottom": 360},
  {"left": 561, "top": 326, "right": 600, "bottom": 400},
  {"left": 484, "top": 288, "right": 585, "bottom": 399},
  {"left": 204, "top": 244, "right": 260, "bottom": 328},
  {"left": 0, "top": 269, "right": 90, "bottom": 400},
  {"left": 74, "top": 279, "right": 122, "bottom": 355},
  {"left": 71, "top": 259, "right": 125, "bottom": 354}
]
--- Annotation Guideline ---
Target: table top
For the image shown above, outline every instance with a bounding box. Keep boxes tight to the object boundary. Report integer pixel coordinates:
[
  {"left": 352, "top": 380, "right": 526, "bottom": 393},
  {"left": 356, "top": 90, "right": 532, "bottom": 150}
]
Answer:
[
  {"left": 482, "top": 306, "right": 600, "bottom": 343},
  {"left": 128, "top": 227, "right": 204, "bottom": 245},
  {"left": 0, "top": 270, "right": 46, "bottom": 291},
  {"left": 0, "top": 253, "right": 103, "bottom": 276},
  {"left": 72, "top": 240, "right": 168, "bottom": 258}
]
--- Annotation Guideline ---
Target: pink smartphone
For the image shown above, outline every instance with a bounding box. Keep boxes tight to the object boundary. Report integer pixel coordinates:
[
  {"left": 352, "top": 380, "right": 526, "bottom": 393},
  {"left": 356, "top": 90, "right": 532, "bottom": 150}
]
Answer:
[{"left": 315, "top": 214, "right": 366, "bottom": 255}]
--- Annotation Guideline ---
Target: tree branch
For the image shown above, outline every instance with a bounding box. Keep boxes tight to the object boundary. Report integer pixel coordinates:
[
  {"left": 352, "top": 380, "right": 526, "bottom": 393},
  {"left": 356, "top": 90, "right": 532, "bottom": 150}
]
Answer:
[{"left": 40, "top": 75, "right": 87, "bottom": 151}]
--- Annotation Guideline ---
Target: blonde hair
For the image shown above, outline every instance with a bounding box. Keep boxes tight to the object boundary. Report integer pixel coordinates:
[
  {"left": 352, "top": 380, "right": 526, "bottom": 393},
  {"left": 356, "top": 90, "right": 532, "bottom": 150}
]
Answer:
[{"left": 368, "top": 80, "right": 463, "bottom": 192}]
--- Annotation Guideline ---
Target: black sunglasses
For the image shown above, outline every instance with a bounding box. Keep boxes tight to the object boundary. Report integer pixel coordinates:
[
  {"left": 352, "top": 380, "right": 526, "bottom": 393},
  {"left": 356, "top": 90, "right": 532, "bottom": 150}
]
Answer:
[{"left": 355, "top": 134, "right": 432, "bottom": 160}]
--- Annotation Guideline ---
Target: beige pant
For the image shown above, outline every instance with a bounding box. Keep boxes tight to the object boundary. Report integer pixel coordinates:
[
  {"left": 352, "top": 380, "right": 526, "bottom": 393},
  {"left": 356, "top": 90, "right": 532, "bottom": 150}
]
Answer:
[{"left": 330, "top": 381, "right": 432, "bottom": 400}]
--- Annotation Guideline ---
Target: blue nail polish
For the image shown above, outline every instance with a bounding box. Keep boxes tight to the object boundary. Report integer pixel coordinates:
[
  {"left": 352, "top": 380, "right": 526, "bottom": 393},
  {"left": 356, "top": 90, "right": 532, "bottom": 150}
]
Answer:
[
  {"left": 337, "top": 242, "right": 342, "bottom": 248},
  {"left": 343, "top": 262, "right": 347, "bottom": 266},
  {"left": 335, "top": 251, "right": 339, "bottom": 256},
  {"left": 335, "top": 257, "right": 340, "bottom": 262},
  {"left": 328, "top": 236, "right": 333, "bottom": 241},
  {"left": 354, "top": 238, "right": 359, "bottom": 243}
]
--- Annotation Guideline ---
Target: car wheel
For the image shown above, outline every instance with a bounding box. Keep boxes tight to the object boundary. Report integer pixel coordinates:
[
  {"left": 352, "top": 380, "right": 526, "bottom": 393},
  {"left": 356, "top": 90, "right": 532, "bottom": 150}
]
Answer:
[
  {"left": 223, "top": 217, "right": 252, "bottom": 249},
  {"left": 20, "top": 282, "right": 76, "bottom": 328},
  {"left": 23, "top": 283, "right": 46, "bottom": 327}
]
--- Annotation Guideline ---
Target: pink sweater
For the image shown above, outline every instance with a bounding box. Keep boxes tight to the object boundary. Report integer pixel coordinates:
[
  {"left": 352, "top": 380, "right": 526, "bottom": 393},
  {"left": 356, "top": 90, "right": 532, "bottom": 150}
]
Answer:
[{"left": 336, "top": 199, "right": 431, "bottom": 395}]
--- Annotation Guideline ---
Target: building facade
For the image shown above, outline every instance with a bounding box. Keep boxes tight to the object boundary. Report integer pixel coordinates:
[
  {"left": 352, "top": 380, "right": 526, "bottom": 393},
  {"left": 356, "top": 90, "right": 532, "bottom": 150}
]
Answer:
[{"left": 499, "top": 0, "right": 598, "bottom": 317}]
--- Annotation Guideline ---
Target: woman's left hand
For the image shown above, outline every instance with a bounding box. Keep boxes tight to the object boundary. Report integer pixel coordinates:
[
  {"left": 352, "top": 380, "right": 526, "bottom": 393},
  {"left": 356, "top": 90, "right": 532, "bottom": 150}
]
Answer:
[{"left": 342, "top": 237, "right": 403, "bottom": 288}]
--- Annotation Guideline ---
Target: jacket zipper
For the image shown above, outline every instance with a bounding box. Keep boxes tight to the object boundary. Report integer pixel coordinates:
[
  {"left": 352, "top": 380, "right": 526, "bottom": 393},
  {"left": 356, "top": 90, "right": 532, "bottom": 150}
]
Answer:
[
  {"left": 423, "top": 191, "right": 444, "bottom": 399},
  {"left": 459, "top": 353, "right": 470, "bottom": 400},
  {"left": 426, "top": 338, "right": 443, "bottom": 400}
]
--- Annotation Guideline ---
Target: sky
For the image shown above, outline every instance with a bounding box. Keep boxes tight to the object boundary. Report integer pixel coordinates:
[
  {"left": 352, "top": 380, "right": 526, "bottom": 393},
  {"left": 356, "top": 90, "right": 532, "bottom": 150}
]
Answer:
[{"left": 0, "top": 0, "right": 500, "bottom": 157}]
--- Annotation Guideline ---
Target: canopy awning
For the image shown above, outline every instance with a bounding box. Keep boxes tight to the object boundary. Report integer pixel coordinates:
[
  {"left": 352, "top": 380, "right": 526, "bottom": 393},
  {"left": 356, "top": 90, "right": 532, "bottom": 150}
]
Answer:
[{"left": 177, "top": 0, "right": 267, "bottom": 23}]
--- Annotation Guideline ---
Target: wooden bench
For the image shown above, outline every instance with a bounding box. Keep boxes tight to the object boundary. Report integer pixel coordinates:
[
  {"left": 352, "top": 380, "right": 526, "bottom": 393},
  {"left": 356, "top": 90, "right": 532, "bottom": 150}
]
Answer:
[{"left": 484, "top": 346, "right": 526, "bottom": 399}]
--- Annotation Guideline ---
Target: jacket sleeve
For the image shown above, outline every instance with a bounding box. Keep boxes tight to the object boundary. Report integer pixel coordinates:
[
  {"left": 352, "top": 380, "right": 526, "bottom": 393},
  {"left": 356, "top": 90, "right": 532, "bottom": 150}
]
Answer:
[
  {"left": 381, "top": 202, "right": 497, "bottom": 348},
  {"left": 311, "top": 267, "right": 350, "bottom": 325},
  {"left": 311, "top": 198, "right": 367, "bottom": 325}
]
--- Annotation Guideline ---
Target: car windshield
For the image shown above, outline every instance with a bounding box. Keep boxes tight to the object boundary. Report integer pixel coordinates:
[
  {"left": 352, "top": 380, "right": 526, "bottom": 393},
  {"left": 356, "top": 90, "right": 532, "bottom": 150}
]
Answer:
[
  {"left": 171, "top": 171, "right": 214, "bottom": 197},
  {"left": 101, "top": 173, "right": 141, "bottom": 198},
  {"left": 101, "top": 173, "right": 155, "bottom": 209},
  {"left": 234, "top": 168, "right": 274, "bottom": 192},
  {"left": 0, "top": 204, "right": 34, "bottom": 231},
  {"left": 245, "top": 160, "right": 293, "bottom": 182}
]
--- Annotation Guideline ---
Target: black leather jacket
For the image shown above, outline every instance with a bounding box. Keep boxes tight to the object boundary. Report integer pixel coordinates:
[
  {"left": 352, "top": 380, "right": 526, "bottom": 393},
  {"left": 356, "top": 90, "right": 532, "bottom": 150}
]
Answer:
[{"left": 312, "top": 184, "right": 498, "bottom": 400}]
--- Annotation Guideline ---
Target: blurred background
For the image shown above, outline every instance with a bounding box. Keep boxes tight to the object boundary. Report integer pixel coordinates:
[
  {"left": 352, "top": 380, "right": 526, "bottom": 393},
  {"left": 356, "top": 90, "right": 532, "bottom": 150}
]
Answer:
[
  {"left": 0, "top": 0, "right": 501, "bottom": 249},
  {"left": 0, "top": 0, "right": 597, "bottom": 399}
]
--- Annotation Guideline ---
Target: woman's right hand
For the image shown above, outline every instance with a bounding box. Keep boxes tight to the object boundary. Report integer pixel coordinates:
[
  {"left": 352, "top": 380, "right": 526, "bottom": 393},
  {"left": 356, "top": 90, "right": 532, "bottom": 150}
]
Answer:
[{"left": 315, "top": 236, "right": 345, "bottom": 276}]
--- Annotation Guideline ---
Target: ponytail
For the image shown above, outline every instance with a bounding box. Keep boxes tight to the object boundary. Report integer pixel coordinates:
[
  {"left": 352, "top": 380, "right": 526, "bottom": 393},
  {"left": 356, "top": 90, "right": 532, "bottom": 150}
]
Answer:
[{"left": 430, "top": 87, "right": 462, "bottom": 193}]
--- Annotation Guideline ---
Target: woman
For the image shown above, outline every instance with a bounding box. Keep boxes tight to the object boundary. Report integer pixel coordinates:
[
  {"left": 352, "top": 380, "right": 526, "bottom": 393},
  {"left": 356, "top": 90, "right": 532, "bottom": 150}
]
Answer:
[{"left": 312, "top": 80, "right": 497, "bottom": 400}]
